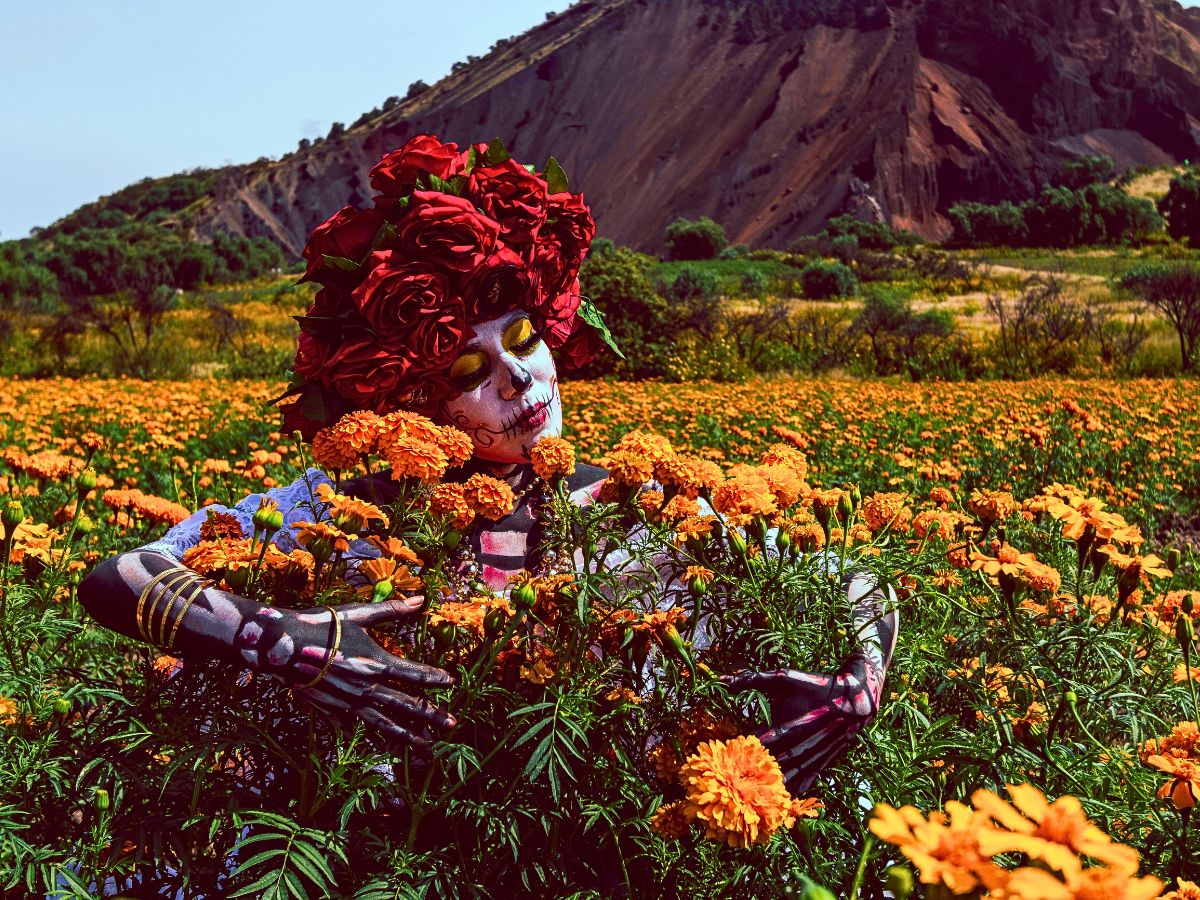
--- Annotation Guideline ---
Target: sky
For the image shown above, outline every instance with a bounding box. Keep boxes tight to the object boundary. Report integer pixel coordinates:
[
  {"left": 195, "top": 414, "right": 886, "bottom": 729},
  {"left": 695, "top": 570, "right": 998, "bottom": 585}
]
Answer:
[
  {"left": 0, "top": 0, "right": 562, "bottom": 239},
  {"left": 4, "top": 0, "right": 1199, "bottom": 240}
]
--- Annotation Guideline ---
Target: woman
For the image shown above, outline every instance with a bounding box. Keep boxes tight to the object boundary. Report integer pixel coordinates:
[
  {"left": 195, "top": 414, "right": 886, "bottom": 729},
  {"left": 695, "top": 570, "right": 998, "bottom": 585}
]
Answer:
[{"left": 79, "top": 134, "right": 896, "bottom": 789}]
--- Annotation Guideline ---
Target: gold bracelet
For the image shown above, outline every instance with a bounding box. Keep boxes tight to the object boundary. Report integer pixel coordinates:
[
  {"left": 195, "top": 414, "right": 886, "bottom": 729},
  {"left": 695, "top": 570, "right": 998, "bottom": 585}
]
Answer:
[
  {"left": 136, "top": 569, "right": 190, "bottom": 642},
  {"left": 297, "top": 607, "right": 342, "bottom": 691},
  {"left": 166, "top": 578, "right": 213, "bottom": 651},
  {"left": 152, "top": 572, "right": 203, "bottom": 647}
]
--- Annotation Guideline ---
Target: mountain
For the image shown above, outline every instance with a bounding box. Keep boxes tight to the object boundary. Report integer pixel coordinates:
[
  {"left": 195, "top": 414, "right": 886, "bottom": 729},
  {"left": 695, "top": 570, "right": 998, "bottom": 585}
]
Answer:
[{"left": 191, "top": 0, "right": 1200, "bottom": 253}]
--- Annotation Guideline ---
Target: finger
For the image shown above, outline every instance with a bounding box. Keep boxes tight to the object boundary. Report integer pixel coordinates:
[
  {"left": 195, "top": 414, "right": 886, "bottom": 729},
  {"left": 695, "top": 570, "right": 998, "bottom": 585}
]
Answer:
[
  {"left": 365, "top": 684, "right": 456, "bottom": 731},
  {"left": 383, "top": 656, "right": 454, "bottom": 689},
  {"left": 357, "top": 706, "right": 430, "bottom": 748},
  {"left": 338, "top": 595, "right": 426, "bottom": 626}
]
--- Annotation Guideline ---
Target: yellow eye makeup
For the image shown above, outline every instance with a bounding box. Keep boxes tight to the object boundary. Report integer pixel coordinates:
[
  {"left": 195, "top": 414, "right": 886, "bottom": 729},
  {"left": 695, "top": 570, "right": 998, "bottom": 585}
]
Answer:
[
  {"left": 449, "top": 351, "right": 488, "bottom": 389},
  {"left": 503, "top": 317, "right": 541, "bottom": 357}
]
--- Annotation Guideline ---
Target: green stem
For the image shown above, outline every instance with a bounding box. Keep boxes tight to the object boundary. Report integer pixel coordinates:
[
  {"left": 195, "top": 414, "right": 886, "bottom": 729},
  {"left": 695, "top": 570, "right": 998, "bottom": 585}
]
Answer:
[{"left": 848, "top": 833, "right": 874, "bottom": 900}]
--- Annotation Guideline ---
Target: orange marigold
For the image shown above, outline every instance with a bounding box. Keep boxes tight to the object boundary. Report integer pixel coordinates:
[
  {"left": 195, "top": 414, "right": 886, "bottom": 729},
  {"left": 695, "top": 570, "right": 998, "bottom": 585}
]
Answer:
[
  {"left": 650, "top": 801, "right": 693, "bottom": 840},
  {"left": 678, "top": 735, "right": 796, "bottom": 848},
  {"left": 464, "top": 473, "right": 515, "bottom": 521},
  {"left": 759, "top": 443, "right": 809, "bottom": 480},
  {"left": 311, "top": 427, "right": 362, "bottom": 470},
  {"left": 1161, "top": 879, "right": 1200, "bottom": 900},
  {"left": 968, "top": 489, "right": 1017, "bottom": 525},
  {"left": 316, "top": 483, "right": 389, "bottom": 532},
  {"left": 1148, "top": 754, "right": 1200, "bottom": 809},
  {"left": 861, "top": 491, "right": 912, "bottom": 532},
  {"left": 386, "top": 437, "right": 449, "bottom": 483},
  {"left": 430, "top": 482, "right": 475, "bottom": 530},
  {"left": 529, "top": 436, "right": 576, "bottom": 481},
  {"left": 711, "top": 474, "right": 777, "bottom": 522}
]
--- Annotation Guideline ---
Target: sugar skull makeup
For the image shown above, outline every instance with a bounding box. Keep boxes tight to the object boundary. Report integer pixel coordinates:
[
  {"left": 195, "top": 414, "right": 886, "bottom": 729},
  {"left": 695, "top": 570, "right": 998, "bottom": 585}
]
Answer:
[{"left": 438, "top": 309, "right": 562, "bottom": 464}]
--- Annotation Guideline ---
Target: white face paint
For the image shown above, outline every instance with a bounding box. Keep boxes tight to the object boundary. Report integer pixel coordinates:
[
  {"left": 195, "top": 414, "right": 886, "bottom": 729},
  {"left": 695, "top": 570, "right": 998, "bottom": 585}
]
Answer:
[{"left": 438, "top": 309, "right": 562, "bottom": 465}]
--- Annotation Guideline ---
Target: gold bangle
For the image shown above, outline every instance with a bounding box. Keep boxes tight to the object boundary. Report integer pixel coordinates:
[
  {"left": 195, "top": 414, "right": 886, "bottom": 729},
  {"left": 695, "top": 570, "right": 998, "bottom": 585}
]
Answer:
[
  {"left": 153, "top": 572, "right": 203, "bottom": 647},
  {"left": 298, "top": 606, "right": 342, "bottom": 691},
  {"left": 166, "top": 578, "right": 213, "bottom": 650},
  {"left": 136, "top": 569, "right": 189, "bottom": 642}
]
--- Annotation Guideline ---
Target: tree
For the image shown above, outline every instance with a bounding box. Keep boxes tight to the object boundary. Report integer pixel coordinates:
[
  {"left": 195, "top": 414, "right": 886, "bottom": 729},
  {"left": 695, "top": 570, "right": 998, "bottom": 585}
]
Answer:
[
  {"left": 948, "top": 202, "right": 1028, "bottom": 246},
  {"left": 1158, "top": 169, "right": 1200, "bottom": 248},
  {"left": 799, "top": 261, "right": 857, "bottom": 299},
  {"left": 1057, "top": 154, "right": 1114, "bottom": 190},
  {"left": 663, "top": 217, "right": 729, "bottom": 260},
  {"left": 853, "top": 288, "right": 954, "bottom": 380},
  {"left": 1119, "top": 264, "right": 1200, "bottom": 373},
  {"left": 987, "top": 274, "right": 1091, "bottom": 376}
]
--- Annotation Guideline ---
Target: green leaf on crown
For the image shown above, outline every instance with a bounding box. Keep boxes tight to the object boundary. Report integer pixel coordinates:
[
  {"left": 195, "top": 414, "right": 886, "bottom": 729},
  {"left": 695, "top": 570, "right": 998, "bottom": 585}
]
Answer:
[
  {"left": 486, "top": 137, "right": 511, "bottom": 165},
  {"left": 320, "top": 255, "right": 360, "bottom": 273},
  {"left": 428, "top": 174, "right": 465, "bottom": 196},
  {"left": 371, "top": 222, "right": 399, "bottom": 252},
  {"left": 577, "top": 297, "right": 625, "bottom": 359},
  {"left": 544, "top": 157, "right": 569, "bottom": 195},
  {"left": 465, "top": 146, "right": 478, "bottom": 174}
]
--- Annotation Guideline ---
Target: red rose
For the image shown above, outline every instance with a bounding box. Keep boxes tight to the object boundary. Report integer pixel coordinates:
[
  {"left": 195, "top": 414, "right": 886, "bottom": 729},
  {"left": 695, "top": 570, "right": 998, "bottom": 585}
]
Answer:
[
  {"left": 324, "top": 339, "right": 414, "bottom": 411},
  {"left": 468, "top": 158, "right": 548, "bottom": 247},
  {"left": 302, "top": 206, "right": 385, "bottom": 280},
  {"left": 453, "top": 246, "right": 533, "bottom": 322},
  {"left": 555, "top": 320, "right": 605, "bottom": 372},
  {"left": 389, "top": 372, "right": 456, "bottom": 417},
  {"left": 350, "top": 251, "right": 466, "bottom": 367},
  {"left": 394, "top": 191, "right": 500, "bottom": 273},
  {"left": 535, "top": 288, "right": 581, "bottom": 350},
  {"left": 526, "top": 233, "right": 575, "bottom": 298},
  {"left": 293, "top": 330, "right": 333, "bottom": 381},
  {"left": 457, "top": 141, "right": 490, "bottom": 172},
  {"left": 369, "top": 134, "right": 463, "bottom": 197},
  {"left": 546, "top": 191, "right": 596, "bottom": 252}
]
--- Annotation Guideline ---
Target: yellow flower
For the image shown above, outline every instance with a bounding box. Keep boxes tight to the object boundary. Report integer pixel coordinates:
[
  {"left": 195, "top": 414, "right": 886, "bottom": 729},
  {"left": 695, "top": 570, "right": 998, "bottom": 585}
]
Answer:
[
  {"left": 968, "top": 489, "right": 1018, "bottom": 525},
  {"left": 759, "top": 443, "right": 809, "bottom": 480},
  {"left": 358, "top": 558, "right": 423, "bottom": 595},
  {"left": 711, "top": 474, "right": 777, "bottom": 522},
  {"left": 1161, "top": 879, "right": 1200, "bottom": 900},
  {"left": 529, "top": 436, "right": 576, "bottom": 481},
  {"left": 861, "top": 491, "right": 911, "bottom": 532},
  {"left": 969, "top": 784, "right": 1139, "bottom": 875},
  {"left": 678, "top": 735, "right": 796, "bottom": 848},
  {"left": 869, "top": 801, "right": 1010, "bottom": 895},
  {"left": 1147, "top": 754, "right": 1200, "bottom": 809},
  {"left": 0, "top": 696, "right": 19, "bottom": 725},
  {"left": 316, "top": 483, "right": 389, "bottom": 532}
]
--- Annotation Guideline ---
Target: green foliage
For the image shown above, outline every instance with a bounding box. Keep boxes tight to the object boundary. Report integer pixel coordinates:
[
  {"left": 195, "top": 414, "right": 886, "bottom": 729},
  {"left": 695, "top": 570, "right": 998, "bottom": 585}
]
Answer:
[
  {"left": 948, "top": 201, "right": 1028, "bottom": 247},
  {"left": 986, "top": 274, "right": 1093, "bottom": 376},
  {"left": 663, "top": 217, "right": 729, "bottom": 261},
  {"left": 1158, "top": 168, "right": 1200, "bottom": 248},
  {"left": 1119, "top": 263, "right": 1200, "bottom": 372},
  {"left": 853, "top": 287, "right": 956, "bottom": 380},
  {"left": 824, "top": 215, "right": 921, "bottom": 252},
  {"left": 1056, "top": 154, "right": 1115, "bottom": 190},
  {"left": 799, "top": 261, "right": 857, "bottom": 299}
]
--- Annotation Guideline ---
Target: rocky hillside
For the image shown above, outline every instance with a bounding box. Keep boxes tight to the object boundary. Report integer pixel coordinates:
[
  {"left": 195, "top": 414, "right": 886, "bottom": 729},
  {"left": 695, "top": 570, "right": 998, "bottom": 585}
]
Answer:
[{"left": 191, "top": 0, "right": 1200, "bottom": 253}]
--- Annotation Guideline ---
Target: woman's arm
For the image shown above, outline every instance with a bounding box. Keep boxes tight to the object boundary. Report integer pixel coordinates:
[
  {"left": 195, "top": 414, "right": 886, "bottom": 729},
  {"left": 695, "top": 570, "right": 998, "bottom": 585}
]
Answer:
[{"left": 78, "top": 470, "right": 454, "bottom": 746}]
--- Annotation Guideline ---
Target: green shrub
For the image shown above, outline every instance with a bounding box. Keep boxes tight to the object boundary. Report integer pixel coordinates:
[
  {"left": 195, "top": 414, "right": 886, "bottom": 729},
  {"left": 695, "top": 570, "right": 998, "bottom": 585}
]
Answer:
[
  {"left": 948, "top": 201, "right": 1028, "bottom": 247},
  {"left": 717, "top": 243, "right": 749, "bottom": 260},
  {"left": 1158, "top": 168, "right": 1200, "bottom": 248},
  {"left": 800, "top": 261, "right": 857, "bottom": 299},
  {"left": 663, "top": 216, "right": 729, "bottom": 260}
]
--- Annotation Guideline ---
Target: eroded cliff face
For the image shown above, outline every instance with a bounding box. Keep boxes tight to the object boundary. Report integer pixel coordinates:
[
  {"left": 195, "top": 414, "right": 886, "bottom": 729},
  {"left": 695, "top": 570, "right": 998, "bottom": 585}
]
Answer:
[{"left": 192, "top": 0, "right": 1200, "bottom": 254}]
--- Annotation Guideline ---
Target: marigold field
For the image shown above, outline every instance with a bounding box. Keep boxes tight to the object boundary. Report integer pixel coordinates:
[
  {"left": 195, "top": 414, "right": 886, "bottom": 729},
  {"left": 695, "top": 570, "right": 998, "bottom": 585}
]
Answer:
[{"left": 3, "top": 373, "right": 1200, "bottom": 898}]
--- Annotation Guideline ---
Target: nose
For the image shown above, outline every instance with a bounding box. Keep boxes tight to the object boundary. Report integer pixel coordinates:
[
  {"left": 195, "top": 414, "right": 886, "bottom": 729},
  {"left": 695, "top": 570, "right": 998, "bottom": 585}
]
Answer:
[{"left": 500, "top": 358, "right": 533, "bottom": 400}]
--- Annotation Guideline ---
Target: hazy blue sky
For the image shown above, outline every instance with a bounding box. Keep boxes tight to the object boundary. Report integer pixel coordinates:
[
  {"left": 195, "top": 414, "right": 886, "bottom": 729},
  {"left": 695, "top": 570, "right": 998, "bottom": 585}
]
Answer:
[
  {"left": 3, "top": 1, "right": 1197, "bottom": 239},
  {"left": 1, "top": 1, "right": 561, "bottom": 239}
]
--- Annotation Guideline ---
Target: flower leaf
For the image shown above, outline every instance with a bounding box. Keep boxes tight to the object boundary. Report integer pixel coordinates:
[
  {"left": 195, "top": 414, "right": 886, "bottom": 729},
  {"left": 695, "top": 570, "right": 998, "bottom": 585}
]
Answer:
[
  {"left": 486, "top": 136, "right": 511, "bottom": 165},
  {"left": 577, "top": 297, "right": 625, "bottom": 359},
  {"left": 544, "top": 157, "right": 569, "bottom": 195}
]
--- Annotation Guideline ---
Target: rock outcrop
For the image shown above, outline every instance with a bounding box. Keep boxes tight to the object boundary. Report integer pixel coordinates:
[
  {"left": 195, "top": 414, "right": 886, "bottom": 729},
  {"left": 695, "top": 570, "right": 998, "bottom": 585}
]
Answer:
[{"left": 192, "top": 0, "right": 1200, "bottom": 253}]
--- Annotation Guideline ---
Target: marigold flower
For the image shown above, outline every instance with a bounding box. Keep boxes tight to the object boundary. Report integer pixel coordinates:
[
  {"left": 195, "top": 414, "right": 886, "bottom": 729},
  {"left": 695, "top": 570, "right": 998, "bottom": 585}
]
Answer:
[
  {"left": 613, "top": 429, "right": 673, "bottom": 463},
  {"left": 658, "top": 494, "right": 700, "bottom": 523},
  {"left": 428, "top": 596, "right": 513, "bottom": 639},
  {"left": 294, "top": 521, "right": 353, "bottom": 555},
  {"left": 358, "top": 558, "right": 423, "bottom": 595},
  {"left": 0, "top": 696, "right": 20, "bottom": 725},
  {"left": 379, "top": 410, "right": 444, "bottom": 448},
  {"left": 529, "top": 435, "right": 576, "bottom": 481},
  {"left": 1021, "top": 562, "right": 1063, "bottom": 595},
  {"left": 464, "top": 473, "right": 516, "bottom": 521},
  {"left": 1161, "top": 878, "right": 1200, "bottom": 900},
  {"left": 650, "top": 801, "right": 693, "bottom": 840},
  {"left": 861, "top": 491, "right": 912, "bottom": 532},
  {"left": 869, "top": 801, "right": 1011, "bottom": 895},
  {"left": 328, "top": 409, "right": 385, "bottom": 457},
  {"left": 968, "top": 489, "right": 1018, "bottom": 525},
  {"left": 637, "top": 490, "right": 665, "bottom": 517},
  {"left": 316, "top": 482, "right": 389, "bottom": 532},
  {"left": 711, "top": 474, "right": 777, "bottom": 522},
  {"left": 430, "top": 482, "right": 475, "bottom": 529},
  {"left": 1175, "top": 664, "right": 1200, "bottom": 684},
  {"left": 433, "top": 426, "right": 473, "bottom": 468},
  {"left": 367, "top": 535, "right": 420, "bottom": 565},
  {"left": 1148, "top": 754, "right": 1200, "bottom": 809},
  {"left": 311, "top": 427, "right": 361, "bottom": 470},
  {"left": 386, "top": 436, "right": 449, "bottom": 483},
  {"left": 970, "top": 783, "right": 1139, "bottom": 875},
  {"left": 199, "top": 510, "right": 245, "bottom": 541},
  {"left": 759, "top": 443, "right": 809, "bottom": 480},
  {"left": 605, "top": 448, "right": 655, "bottom": 488},
  {"left": 929, "top": 486, "right": 955, "bottom": 507},
  {"left": 678, "top": 735, "right": 796, "bottom": 848},
  {"left": 675, "top": 515, "right": 715, "bottom": 544}
]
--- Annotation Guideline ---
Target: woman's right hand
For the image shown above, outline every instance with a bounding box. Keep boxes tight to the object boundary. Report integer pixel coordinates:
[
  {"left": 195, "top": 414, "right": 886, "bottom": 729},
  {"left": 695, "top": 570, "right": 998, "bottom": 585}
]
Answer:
[{"left": 240, "top": 595, "right": 456, "bottom": 748}]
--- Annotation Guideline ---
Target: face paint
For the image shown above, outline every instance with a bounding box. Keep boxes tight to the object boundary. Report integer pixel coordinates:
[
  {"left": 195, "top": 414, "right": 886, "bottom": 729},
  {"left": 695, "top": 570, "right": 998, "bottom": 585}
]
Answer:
[{"left": 439, "top": 309, "right": 562, "bottom": 464}]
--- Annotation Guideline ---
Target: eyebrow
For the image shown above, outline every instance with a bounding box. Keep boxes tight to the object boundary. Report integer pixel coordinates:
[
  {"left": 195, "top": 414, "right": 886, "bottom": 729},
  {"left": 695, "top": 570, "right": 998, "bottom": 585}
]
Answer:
[{"left": 459, "top": 310, "right": 530, "bottom": 354}]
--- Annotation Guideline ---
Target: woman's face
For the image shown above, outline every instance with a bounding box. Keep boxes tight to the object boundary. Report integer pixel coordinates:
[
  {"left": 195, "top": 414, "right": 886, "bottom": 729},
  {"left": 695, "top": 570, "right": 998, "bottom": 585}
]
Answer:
[{"left": 439, "top": 309, "right": 562, "bottom": 465}]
